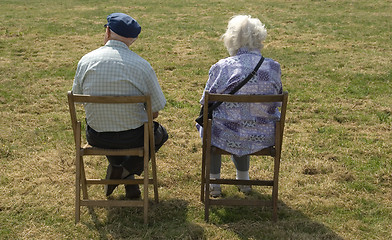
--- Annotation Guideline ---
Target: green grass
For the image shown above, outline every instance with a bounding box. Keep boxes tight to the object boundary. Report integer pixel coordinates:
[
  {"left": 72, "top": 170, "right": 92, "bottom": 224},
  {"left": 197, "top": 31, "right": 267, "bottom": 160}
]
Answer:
[{"left": 1, "top": 0, "right": 391, "bottom": 239}]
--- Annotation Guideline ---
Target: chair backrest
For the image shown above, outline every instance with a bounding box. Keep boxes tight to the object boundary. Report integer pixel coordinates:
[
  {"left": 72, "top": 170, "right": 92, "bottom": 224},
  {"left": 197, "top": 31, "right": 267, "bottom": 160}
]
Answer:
[
  {"left": 202, "top": 91, "right": 288, "bottom": 149},
  {"left": 67, "top": 91, "right": 154, "bottom": 148}
]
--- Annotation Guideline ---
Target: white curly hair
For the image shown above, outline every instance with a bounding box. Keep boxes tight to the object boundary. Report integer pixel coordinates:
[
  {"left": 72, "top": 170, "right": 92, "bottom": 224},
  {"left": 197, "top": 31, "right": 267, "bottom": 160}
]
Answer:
[{"left": 222, "top": 15, "right": 267, "bottom": 56}]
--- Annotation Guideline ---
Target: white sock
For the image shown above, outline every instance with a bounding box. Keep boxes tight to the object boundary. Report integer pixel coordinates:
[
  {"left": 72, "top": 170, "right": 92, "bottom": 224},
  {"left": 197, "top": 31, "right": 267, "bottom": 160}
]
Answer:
[
  {"left": 236, "top": 170, "right": 249, "bottom": 180},
  {"left": 210, "top": 173, "right": 220, "bottom": 188}
]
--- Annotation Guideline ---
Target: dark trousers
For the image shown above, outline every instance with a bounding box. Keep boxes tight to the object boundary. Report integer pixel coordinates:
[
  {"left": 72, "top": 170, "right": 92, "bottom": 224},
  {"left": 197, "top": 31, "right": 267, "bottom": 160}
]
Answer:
[{"left": 86, "top": 122, "right": 168, "bottom": 175}]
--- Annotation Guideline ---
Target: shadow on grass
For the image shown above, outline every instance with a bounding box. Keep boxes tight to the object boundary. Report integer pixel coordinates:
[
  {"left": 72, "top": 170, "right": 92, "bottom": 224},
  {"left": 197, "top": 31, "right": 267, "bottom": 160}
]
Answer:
[
  {"left": 84, "top": 198, "right": 204, "bottom": 239},
  {"left": 79, "top": 191, "right": 343, "bottom": 239},
  {"left": 207, "top": 191, "right": 345, "bottom": 240}
]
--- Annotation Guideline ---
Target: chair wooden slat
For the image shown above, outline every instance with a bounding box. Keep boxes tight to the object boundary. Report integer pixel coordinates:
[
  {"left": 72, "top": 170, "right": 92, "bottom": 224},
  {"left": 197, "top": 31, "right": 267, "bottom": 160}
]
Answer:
[
  {"left": 82, "top": 145, "right": 144, "bottom": 156},
  {"left": 209, "top": 199, "right": 273, "bottom": 207},
  {"left": 85, "top": 179, "right": 154, "bottom": 185},
  {"left": 80, "top": 200, "right": 144, "bottom": 207}
]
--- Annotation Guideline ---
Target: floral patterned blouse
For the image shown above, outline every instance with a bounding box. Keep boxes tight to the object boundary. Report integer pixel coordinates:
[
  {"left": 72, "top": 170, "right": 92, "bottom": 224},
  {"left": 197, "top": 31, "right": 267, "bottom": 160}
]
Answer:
[{"left": 198, "top": 47, "right": 283, "bottom": 156}]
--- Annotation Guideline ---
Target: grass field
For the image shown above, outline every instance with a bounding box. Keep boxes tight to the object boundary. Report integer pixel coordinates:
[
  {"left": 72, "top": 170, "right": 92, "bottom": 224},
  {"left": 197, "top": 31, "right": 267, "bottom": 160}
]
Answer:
[{"left": 1, "top": 0, "right": 391, "bottom": 239}]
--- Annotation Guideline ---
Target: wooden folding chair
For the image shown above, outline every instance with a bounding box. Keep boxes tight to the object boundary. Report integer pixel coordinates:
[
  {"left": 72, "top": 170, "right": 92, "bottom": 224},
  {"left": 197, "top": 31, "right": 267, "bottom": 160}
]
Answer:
[
  {"left": 200, "top": 91, "right": 288, "bottom": 221},
  {"left": 67, "top": 91, "right": 159, "bottom": 224}
]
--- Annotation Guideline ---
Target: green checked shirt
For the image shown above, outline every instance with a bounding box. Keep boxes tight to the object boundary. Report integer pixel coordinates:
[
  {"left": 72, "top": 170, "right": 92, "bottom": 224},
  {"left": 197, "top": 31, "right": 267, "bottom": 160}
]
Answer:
[{"left": 72, "top": 40, "right": 166, "bottom": 132}]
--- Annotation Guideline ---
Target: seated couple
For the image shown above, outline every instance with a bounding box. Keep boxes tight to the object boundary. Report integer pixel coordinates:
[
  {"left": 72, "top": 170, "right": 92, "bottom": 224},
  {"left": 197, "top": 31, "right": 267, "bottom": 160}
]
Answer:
[{"left": 72, "top": 13, "right": 282, "bottom": 199}]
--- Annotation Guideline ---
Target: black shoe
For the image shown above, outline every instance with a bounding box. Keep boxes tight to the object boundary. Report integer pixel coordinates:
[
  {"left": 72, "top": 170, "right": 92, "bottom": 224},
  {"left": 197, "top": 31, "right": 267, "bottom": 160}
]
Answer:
[
  {"left": 125, "top": 184, "right": 141, "bottom": 199},
  {"left": 104, "top": 164, "right": 123, "bottom": 196}
]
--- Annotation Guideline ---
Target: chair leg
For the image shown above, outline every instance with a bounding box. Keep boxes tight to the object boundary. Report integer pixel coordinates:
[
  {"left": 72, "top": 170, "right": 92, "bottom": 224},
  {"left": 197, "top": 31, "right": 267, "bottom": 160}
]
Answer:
[
  {"left": 74, "top": 123, "right": 82, "bottom": 224},
  {"left": 204, "top": 176, "right": 210, "bottom": 222},
  {"left": 272, "top": 186, "right": 278, "bottom": 222},
  {"left": 75, "top": 154, "right": 81, "bottom": 223},
  {"left": 204, "top": 147, "right": 212, "bottom": 222},
  {"left": 143, "top": 127, "right": 149, "bottom": 225},
  {"left": 151, "top": 155, "right": 159, "bottom": 203},
  {"left": 201, "top": 154, "right": 206, "bottom": 202},
  {"left": 143, "top": 162, "right": 149, "bottom": 225},
  {"left": 204, "top": 180, "right": 210, "bottom": 222},
  {"left": 272, "top": 154, "right": 281, "bottom": 222},
  {"left": 143, "top": 180, "right": 148, "bottom": 225},
  {"left": 80, "top": 157, "right": 88, "bottom": 200}
]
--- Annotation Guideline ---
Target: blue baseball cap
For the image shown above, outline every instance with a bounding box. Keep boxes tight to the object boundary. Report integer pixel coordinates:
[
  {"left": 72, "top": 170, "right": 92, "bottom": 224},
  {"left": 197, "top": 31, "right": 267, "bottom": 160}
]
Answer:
[{"left": 105, "top": 13, "right": 141, "bottom": 38}]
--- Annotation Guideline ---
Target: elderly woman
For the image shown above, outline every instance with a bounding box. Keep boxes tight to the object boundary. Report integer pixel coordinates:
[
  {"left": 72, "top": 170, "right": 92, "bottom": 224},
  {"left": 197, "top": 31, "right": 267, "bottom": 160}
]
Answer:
[{"left": 197, "top": 15, "right": 283, "bottom": 197}]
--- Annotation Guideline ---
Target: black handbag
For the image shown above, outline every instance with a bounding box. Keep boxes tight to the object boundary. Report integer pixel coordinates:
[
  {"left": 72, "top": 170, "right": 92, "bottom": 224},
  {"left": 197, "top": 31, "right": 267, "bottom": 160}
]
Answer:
[{"left": 195, "top": 56, "right": 265, "bottom": 127}]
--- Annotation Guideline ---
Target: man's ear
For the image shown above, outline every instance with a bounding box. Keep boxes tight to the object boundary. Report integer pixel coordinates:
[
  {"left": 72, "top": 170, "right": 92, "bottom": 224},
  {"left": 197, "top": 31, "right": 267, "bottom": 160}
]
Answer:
[{"left": 104, "top": 27, "right": 111, "bottom": 44}]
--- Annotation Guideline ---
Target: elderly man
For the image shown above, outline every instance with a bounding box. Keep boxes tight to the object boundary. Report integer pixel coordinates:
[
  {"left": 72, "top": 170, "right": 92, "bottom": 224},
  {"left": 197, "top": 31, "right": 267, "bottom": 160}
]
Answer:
[{"left": 72, "top": 13, "right": 168, "bottom": 199}]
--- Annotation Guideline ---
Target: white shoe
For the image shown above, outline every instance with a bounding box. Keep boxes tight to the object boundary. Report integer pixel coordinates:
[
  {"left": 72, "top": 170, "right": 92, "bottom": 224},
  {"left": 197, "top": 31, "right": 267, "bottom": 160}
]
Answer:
[
  {"left": 237, "top": 185, "right": 252, "bottom": 194},
  {"left": 209, "top": 185, "right": 222, "bottom": 198}
]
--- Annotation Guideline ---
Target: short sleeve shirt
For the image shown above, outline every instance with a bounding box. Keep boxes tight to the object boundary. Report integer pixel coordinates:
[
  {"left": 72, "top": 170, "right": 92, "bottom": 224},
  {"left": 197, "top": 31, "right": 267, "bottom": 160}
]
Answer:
[
  {"left": 72, "top": 40, "right": 166, "bottom": 132},
  {"left": 199, "top": 48, "right": 282, "bottom": 156}
]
